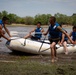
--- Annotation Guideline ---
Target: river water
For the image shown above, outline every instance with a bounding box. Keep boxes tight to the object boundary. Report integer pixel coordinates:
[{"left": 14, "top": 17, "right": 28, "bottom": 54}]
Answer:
[{"left": 0, "top": 26, "right": 72, "bottom": 54}]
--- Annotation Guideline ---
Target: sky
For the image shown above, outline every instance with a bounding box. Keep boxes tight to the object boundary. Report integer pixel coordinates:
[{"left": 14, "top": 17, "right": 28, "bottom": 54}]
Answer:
[{"left": 0, "top": 0, "right": 76, "bottom": 17}]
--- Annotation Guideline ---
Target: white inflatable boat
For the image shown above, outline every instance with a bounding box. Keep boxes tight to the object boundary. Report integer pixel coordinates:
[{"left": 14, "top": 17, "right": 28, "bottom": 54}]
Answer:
[{"left": 6, "top": 37, "right": 76, "bottom": 55}]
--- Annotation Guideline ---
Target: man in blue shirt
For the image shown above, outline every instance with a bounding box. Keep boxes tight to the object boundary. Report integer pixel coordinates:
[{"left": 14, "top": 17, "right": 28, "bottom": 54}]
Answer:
[
  {"left": 43, "top": 16, "right": 74, "bottom": 63},
  {"left": 0, "top": 16, "right": 11, "bottom": 41}
]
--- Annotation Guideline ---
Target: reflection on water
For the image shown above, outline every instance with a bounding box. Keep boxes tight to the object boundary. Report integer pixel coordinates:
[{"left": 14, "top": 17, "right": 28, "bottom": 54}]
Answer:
[{"left": 0, "top": 26, "right": 72, "bottom": 54}]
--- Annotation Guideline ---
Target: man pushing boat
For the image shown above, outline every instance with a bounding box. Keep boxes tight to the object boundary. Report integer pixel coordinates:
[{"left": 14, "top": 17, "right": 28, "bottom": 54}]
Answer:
[
  {"left": 43, "top": 16, "right": 74, "bottom": 63},
  {"left": 0, "top": 16, "right": 11, "bottom": 42}
]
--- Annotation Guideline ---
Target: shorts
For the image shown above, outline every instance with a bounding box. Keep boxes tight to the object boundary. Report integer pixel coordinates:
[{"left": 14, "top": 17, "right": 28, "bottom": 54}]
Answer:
[
  {"left": 64, "top": 39, "right": 68, "bottom": 42},
  {"left": 60, "top": 39, "right": 68, "bottom": 42},
  {"left": 49, "top": 38, "right": 60, "bottom": 44},
  {"left": 73, "top": 39, "right": 76, "bottom": 41}
]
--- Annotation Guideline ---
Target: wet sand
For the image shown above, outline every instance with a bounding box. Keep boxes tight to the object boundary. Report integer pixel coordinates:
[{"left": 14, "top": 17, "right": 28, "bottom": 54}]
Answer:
[{"left": 0, "top": 40, "right": 76, "bottom": 64}]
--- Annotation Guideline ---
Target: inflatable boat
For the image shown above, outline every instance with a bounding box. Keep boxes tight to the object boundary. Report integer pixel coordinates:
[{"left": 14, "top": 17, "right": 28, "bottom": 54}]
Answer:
[{"left": 6, "top": 37, "right": 76, "bottom": 55}]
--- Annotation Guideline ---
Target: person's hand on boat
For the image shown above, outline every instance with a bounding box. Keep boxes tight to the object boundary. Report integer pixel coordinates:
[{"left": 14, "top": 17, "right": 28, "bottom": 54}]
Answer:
[
  {"left": 59, "top": 43, "right": 62, "bottom": 46},
  {"left": 8, "top": 35, "right": 12, "bottom": 38},
  {"left": 42, "top": 32, "right": 47, "bottom": 35},
  {"left": 70, "top": 40, "right": 76, "bottom": 45},
  {"left": 8, "top": 37, "right": 12, "bottom": 40},
  {"left": 7, "top": 38, "right": 11, "bottom": 42},
  {"left": 9, "top": 35, "right": 12, "bottom": 37}
]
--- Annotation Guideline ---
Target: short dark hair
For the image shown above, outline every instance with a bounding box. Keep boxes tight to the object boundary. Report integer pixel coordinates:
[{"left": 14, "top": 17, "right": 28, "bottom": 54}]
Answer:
[
  {"left": 73, "top": 26, "right": 76, "bottom": 29},
  {"left": 2, "top": 16, "right": 9, "bottom": 21},
  {"left": 50, "top": 16, "right": 56, "bottom": 22},
  {"left": 37, "top": 22, "right": 42, "bottom": 25}
]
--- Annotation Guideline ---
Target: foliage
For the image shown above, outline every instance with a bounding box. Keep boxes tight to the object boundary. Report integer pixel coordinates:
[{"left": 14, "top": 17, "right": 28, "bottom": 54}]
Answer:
[
  {"left": 0, "top": 10, "right": 76, "bottom": 26},
  {"left": 34, "top": 14, "right": 51, "bottom": 25},
  {"left": 24, "top": 16, "right": 34, "bottom": 25},
  {"left": 8, "top": 13, "right": 18, "bottom": 24},
  {"left": 72, "top": 14, "right": 76, "bottom": 26}
]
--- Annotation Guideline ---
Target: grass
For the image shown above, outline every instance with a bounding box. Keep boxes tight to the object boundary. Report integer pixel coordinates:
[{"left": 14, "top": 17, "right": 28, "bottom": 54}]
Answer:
[{"left": 0, "top": 55, "right": 76, "bottom": 75}]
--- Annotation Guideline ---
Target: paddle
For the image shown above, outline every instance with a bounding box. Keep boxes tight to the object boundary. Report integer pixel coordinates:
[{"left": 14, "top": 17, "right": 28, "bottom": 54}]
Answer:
[
  {"left": 38, "top": 35, "right": 46, "bottom": 54},
  {"left": 38, "top": 25, "right": 50, "bottom": 55}
]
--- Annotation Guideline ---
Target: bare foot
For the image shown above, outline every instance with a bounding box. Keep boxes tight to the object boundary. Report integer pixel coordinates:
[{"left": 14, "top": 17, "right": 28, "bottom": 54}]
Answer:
[
  {"left": 65, "top": 51, "right": 68, "bottom": 55},
  {"left": 51, "top": 59, "right": 55, "bottom": 63}
]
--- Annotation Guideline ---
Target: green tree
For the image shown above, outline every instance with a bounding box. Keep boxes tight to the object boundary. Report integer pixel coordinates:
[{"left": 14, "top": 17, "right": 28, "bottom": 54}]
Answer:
[
  {"left": 2, "top": 10, "right": 8, "bottom": 17},
  {"left": 0, "top": 12, "right": 2, "bottom": 19},
  {"left": 72, "top": 14, "right": 76, "bottom": 26},
  {"left": 8, "top": 13, "right": 18, "bottom": 24},
  {"left": 1, "top": 10, "right": 76, "bottom": 26},
  {"left": 54, "top": 13, "right": 70, "bottom": 25},
  {"left": 24, "top": 16, "right": 34, "bottom": 25},
  {"left": 34, "top": 14, "right": 51, "bottom": 25}
]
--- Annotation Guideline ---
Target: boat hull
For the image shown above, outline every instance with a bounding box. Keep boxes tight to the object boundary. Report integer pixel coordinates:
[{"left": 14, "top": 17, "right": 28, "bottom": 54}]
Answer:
[{"left": 6, "top": 37, "right": 76, "bottom": 55}]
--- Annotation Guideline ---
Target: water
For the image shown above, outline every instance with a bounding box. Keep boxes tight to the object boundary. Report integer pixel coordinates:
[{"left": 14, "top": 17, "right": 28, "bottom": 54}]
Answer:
[{"left": 0, "top": 26, "right": 72, "bottom": 54}]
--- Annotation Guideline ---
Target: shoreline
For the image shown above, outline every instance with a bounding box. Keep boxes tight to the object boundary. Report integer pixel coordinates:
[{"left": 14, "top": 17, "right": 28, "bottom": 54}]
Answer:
[{"left": 7, "top": 24, "right": 73, "bottom": 28}]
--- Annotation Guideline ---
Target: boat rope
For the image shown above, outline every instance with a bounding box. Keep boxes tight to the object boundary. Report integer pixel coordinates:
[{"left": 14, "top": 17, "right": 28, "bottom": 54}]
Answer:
[
  {"left": 6, "top": 39, "right": 26, "bottom": 46},
  {"left": 17, "top": 40, "right": 26, "bottom": 46},
  {"left": 40, "top": 48, "right": 50, "bottom": 52},
  {"left": 38, "top": 36, "right": 46, "bottom": 53},
  {"left": 39, "top": 45, "right": 62, "bottom": 53}
]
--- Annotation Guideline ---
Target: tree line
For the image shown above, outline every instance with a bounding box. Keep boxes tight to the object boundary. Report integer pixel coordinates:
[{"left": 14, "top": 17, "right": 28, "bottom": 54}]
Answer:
[{"left": 0, "top": 10, "right": 76, "bottom": 26}]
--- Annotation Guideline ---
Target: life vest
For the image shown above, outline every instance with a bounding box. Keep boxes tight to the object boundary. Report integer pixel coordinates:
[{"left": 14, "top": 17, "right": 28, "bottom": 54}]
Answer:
[
  {"left": 0, "top": 20, "right": 4, "bottom": 28},
  {"left": 72, "top": 32, "right": 76, "bottom": 41},
  {"left": 59, "top": 28, "right": 68, "bottom": 41},
  {"left": 48, "top": 23, "right": 60, "bottom": 39},
  {"left": 34, "top": 27, "right": 42, "bottom": 39}
]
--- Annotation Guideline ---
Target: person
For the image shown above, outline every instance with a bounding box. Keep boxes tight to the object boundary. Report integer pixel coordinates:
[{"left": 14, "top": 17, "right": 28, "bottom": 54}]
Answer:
[
  {"left": 24, "top": 22, "right": 44, "bottom": 40},
  {"left": 0, "top": 16, "right": 11, "bottom": 41},
  {"left": 59, "top": 24, "right": 68, "bottom": 55},
  {"left": 69, "top": 26, "right": 76, "bottom": 44},
  {"left": 43, "top": 16, "right": 74, "bottom": 63}
]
